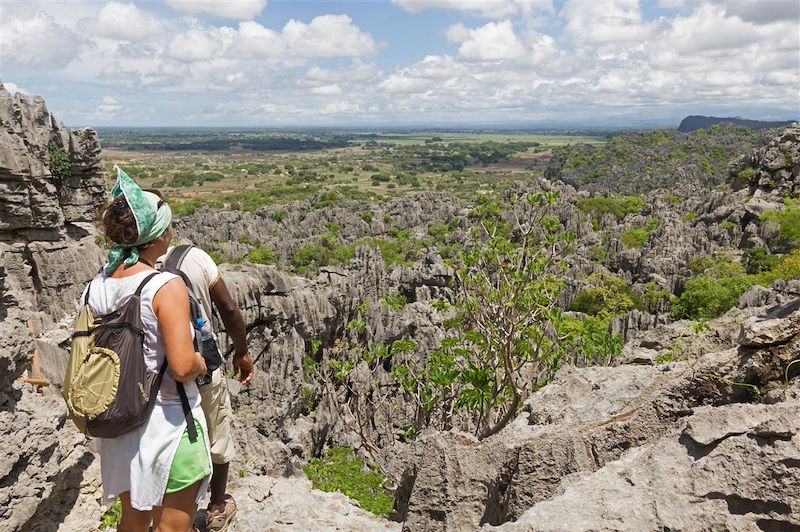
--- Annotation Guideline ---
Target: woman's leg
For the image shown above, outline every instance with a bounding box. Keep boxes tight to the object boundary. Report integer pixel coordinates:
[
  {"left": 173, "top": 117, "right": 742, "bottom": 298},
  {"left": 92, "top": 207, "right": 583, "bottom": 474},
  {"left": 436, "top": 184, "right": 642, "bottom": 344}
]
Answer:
[
  {"left": 118, "top": 491, "right": 153, "bottom": 532},
  {"left": 151, "top": 479, "right": 203, "bottom": 532}
]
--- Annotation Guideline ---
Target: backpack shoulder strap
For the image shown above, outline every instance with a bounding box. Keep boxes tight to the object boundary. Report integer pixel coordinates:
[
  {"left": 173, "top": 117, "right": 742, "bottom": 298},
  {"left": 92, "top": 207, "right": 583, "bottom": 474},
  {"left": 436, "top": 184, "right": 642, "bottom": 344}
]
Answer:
[
  {"left": 83, "top": 281, "right": 92, "bottom": 306},
  {"left": 134, "top": 271, "right": 161, "bottom": 297},
  {"left": 163, "top": 244, "right": 195, "bottom": 272}
]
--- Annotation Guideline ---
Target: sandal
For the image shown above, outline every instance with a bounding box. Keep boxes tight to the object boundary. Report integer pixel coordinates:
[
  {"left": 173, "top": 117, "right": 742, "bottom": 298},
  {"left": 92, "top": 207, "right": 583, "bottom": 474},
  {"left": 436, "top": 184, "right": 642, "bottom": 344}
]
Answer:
[{"left": 205, "top": 495, "right": 237, "bottom": 532}]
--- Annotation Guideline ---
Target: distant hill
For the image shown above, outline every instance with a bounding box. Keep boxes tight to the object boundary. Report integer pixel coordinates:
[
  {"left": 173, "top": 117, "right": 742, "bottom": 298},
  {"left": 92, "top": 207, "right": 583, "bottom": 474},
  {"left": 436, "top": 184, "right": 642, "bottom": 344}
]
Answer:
[
  {"left": 545, "top": 123, "right": 772, "bottom": 194},
  {"left": 678, "top": 115, "right": 794, "bottom": 132}
]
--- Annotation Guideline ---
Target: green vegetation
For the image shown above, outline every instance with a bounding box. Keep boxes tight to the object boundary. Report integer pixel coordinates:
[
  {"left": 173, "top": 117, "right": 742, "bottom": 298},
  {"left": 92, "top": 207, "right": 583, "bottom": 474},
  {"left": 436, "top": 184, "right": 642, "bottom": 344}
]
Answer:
[
  {"left": 99, "top": 497, "right": 121, "bottom": 530},
  {"left": 270, "top": 209, "right": 287, "bottom": 223},
  {"left": 620, "top": 217, "right": 659, "bottom": 248},
  {"left": 101, "top": 127, "right": 609, "bottom": 215},
  {"left": 570, "top": 274, "right": 640, "bottom": 316},
  {"left": 247, "top": 246, "right": 275, "bottom": 265},
  {"left": 380, "top": 291, "right": 408, "bottom": 311},
  {"left": 390, "top": 192, "right": 575, "bottom": 439},
  {"left": 577, "top": 195, "right": 644, "bottom": 221},
  {"left": 47, "top": 141, "right": 72, "bottom": 180},
  {"left": 553, "top": 125, "right": 770, "bottom": 194},
  {"left": 557, "top": 314, "right": 624, "bottom": 366},
  {"left": 761, "top": 200, "right": 800, "bottom": 249},
  {"left": 682, "top": 211, "right": 697, "bottom": 222},
  {"left": 737, "top": 167, "right": 754, "bottom": 183},
  {"left": 673, "top": 249, "right": 800, "bottom": 320},
  {"left": 303, "top": 447, "right": 394, "bottom": 516}
]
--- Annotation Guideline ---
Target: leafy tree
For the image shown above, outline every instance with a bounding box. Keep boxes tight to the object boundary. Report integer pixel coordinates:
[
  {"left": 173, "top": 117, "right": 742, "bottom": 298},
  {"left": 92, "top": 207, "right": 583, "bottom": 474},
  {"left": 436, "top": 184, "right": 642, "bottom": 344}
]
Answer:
[{"left": 394, "top": 192, "right": 574, "bottom": 439}]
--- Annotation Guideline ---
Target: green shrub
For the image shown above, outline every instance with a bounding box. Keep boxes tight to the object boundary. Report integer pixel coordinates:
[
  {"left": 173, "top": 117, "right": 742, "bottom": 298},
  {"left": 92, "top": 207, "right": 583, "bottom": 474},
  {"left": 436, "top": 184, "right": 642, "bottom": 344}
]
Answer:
[
  {"left": 620, "top": 218, "right": 658, "bottom": 248},
  {"left": 743, "top": 247, "right": 779, "bottom": 274},
  {"left": 577, "top": 195, "right": 644, "bottom": 221},
  {"left": 556, "top": 314, "right": 623, "bottom": 366},
  {"left": 48, "top": 141, "right": 72, "bottom": 179},
  {"left": 682, "top": 212, "right": 697, "bottom": 222},
  {"left": 720, "top": 220, "right": 736, "bottom": 230},
  {"left": 291, "top": 236, "right": 356, "bottom": 274},
  {"left": 761, "top": 200, "right": 800, "bottom": 249},
  {"left": 302, "top": 447, "right": 394, "bottom": 516},
  {"left": 247, "top": 246, "right": 275, "bottom": 265},
  {"left": 664, "top": 194, "right": 683, "bottom": 205},
  {"left": 291, "top": 244, "right": 326, "bottom": 272},
  {"left": 642, "top": 280, "right": 672, "bottom": 312},
  {"left": 360, "top": 211, "right": 373, "bottom": 223},
  {"left": 689, "top": 253, "right": 744, "bottom": 276},
  {"left": 270, "top": 209, "right": 286, "bottom": 223},
  {"left": 238, "top": 235, "right": 260, "bottom": 246},
  {"left": 755, "top": 249, "right": 800, "bottom": 285},
  {"left": 587, "top": 244, "right": 607, "bottom": 263},
  {"left": 737, "top": 167, "right": 754, "bottom": 182},
  {"left": 380, "top": 291, "right": 408, "bottom": 311},
  {"left": 315, "top": 191, "right": 339, "bottom": 209},
  {"left": 427, "top": 223, "right": 450, "bottom": 242},
  {"left": 671, "top": 273, "right": 753, "bottom": 320},
  {"left": 570, "top": 274, "right": 640, "bottom": 316},
  {"left": 99, "top": 497, "right": 121, "bottom": 530}
]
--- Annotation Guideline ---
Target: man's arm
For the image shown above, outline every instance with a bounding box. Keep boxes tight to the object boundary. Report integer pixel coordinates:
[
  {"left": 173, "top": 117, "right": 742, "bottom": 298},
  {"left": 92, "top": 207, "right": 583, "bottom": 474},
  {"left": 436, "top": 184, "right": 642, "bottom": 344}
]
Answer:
[{"left": 210, "top": 277, "right": 253, "bottom": 385}]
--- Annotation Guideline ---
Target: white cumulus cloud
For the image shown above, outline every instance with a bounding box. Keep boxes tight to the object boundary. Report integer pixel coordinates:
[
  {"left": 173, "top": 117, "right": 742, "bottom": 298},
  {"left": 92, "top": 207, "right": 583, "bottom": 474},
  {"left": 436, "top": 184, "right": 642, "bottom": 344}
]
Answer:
[
  {"left": 393, "top": 0, "right": 553, "bottom": 19},
  {"left": 455, "top": 21, "right": 527, "bottom": 61},
  {"left": 79, "top": 2, "right": 163, "bottom": 42},
  {"left": 310, "top": 84, "right": 343, "bottom": 95},
  {"left": 164, "top": 0, "right": 266, "bottom": 20},
  {"left": 168, "top": 26, "right": 235, "bottom": 63},
  {"left": 560, "top": 0, "right": 657, "bottom": 48},
  {"left": 0, "top": 10, "right": 87, "bottom": 69},
  {"left": 234, "top": 15, "right": 378, "bottom": 60}
]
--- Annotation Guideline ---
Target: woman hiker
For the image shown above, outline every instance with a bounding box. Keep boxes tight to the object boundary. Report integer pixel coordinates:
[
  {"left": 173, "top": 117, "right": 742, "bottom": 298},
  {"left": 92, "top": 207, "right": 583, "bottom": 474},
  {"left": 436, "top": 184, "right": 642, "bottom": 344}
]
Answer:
[{"left": 82, "top": 168, "right": 212, "bottom": 532}]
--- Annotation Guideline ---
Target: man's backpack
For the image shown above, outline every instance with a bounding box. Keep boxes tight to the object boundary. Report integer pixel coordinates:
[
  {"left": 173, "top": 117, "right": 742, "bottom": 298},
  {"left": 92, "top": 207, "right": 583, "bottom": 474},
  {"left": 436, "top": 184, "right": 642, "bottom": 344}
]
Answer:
[
  {"left": 63, "top": 273, "right": 166, "bottom": 438},
  {"left": 160, "top": 244, "right": 223, "bottom": 374}
]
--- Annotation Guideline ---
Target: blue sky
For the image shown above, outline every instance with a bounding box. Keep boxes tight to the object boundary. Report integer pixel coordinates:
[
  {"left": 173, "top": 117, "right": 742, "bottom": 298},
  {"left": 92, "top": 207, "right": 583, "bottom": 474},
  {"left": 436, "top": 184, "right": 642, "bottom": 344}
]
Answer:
[{"left": 1, "top": 0, "right": 798, "bottom": 127}]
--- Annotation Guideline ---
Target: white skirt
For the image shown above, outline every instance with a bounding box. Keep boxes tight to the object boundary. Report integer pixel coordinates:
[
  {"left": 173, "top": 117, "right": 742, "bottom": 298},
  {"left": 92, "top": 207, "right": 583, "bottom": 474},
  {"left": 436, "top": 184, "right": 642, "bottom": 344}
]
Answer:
[{"left": 98, "top": 393, "right": 211, "bottom": 510}]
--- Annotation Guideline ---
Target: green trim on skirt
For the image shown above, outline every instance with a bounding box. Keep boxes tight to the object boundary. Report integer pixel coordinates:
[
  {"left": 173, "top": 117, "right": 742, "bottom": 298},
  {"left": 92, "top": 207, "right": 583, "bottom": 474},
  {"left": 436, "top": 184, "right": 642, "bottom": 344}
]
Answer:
[{"left": 165, "top": 420, "right": 211, "bottom": 494}]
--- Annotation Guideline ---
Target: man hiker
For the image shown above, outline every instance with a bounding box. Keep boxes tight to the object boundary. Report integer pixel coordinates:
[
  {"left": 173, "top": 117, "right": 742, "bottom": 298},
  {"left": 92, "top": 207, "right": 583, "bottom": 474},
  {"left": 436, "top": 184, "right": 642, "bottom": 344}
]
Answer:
[{"left": 159, "top": 245, "right": 254, "bottom": 532}]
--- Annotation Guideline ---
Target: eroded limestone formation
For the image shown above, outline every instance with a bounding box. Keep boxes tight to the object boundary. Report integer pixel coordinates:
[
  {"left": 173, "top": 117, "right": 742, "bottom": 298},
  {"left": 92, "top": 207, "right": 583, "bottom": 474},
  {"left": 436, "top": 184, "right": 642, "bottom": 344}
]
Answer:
[{"left": 0, "top": 83, "right": 105, "bottom": 531}]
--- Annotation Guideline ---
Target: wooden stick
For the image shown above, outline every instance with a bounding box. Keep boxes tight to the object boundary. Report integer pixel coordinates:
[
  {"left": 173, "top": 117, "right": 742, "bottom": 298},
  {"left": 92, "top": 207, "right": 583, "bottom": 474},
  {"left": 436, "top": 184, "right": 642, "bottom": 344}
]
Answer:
[
  {"left": 27, "top": 318, "right": 45, "bottom": 394},
  {"left": 17, "top": 377, "right": 50, "bottom": 386}
]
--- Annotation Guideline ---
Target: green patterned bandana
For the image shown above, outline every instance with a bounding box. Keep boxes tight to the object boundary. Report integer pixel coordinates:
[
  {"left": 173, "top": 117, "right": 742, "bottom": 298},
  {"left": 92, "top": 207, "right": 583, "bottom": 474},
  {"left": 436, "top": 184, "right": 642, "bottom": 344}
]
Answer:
[{"left": 104, "top": 167, "right": 172, "bottom": 275}]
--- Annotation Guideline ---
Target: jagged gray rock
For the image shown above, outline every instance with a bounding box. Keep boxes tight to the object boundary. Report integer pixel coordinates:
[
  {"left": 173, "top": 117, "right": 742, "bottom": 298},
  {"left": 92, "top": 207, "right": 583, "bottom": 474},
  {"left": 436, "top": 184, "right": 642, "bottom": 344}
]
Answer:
[
  {"left": 487, "top": 399, "right": 800, "bottom": 531},
  {"left": 0, "top": 84, "right": 105, "bottom": 532}
]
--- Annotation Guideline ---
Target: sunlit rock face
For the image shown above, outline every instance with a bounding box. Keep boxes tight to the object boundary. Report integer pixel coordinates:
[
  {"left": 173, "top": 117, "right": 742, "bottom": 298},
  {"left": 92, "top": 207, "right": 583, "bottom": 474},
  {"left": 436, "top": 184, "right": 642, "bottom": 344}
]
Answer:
[{"left": 0, "top": 83, "right": 105, "bottom": 531}]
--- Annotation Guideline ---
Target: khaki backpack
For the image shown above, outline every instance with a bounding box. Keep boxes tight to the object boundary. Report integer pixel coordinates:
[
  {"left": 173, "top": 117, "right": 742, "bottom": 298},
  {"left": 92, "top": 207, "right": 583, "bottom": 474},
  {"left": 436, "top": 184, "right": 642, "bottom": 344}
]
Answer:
[{"left": 63, "top": 272, "right": 167, "bottom": 438}]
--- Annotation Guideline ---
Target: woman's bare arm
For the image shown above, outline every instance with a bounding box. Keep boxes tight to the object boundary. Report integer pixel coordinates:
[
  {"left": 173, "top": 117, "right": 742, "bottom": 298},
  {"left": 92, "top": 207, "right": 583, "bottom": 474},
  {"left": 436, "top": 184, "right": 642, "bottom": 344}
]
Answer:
[{"left": 153, "top": 277, "right": 206, "bottom": 382}]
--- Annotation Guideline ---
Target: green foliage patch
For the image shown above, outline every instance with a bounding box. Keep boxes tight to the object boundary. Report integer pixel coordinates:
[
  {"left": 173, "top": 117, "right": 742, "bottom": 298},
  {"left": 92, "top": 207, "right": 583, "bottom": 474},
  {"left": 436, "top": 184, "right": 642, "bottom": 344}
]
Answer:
[
  {"left": 570, "top": 273, "right": 640, "bottom": 316},
  {"left": 48, "top": 141, "right": 72, "bottom": 180},
  {"left": 302, "top": 447, "right": 394, "bottom": 516},
  {"left": 620, "top": 218, "right": 659, "bottom": 248},
  {"left": 577, "top": 195, "right": 644, "bottom": 221},
  {"left": 247, "top": 246, "right": 275, "bottom": 264},
  {"left": 673, "top": 249, "right": 800, "bottom": 320},
  {"left": 761, "top": 200, "right": 800, "bottom": 249},
  {"left": 99, "top": 497, "right": 121, "bottom": 530}
]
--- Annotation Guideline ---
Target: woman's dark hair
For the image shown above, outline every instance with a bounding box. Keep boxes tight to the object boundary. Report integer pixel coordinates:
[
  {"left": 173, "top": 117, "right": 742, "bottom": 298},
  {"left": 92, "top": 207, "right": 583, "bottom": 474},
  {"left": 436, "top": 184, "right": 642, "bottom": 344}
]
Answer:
[{"left": 97, "top": 188, "right": 165, "bottom": 246}]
